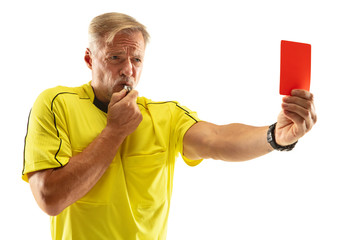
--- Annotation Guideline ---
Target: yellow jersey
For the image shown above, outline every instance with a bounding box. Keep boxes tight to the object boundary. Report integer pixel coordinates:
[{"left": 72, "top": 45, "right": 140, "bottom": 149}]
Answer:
[{"left": 22, "top": 82, "right": 202, "bottom": 240}]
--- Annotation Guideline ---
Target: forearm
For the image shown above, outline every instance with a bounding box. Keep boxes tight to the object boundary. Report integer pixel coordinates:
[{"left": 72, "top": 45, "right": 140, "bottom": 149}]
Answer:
[
  {"left": 209, "top": 123, "right": 273, "bottom": 162},
  {"left": 29, "top": 126, "right": 126, "bottom": 216},
  {"left": 28, "top": 90, "right": 142, "bottom": 216},
  {"left": 184, "top": 122, "right": 273, "bottom": 162}
]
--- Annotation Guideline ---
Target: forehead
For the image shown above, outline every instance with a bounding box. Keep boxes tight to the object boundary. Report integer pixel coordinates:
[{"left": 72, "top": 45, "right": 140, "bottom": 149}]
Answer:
[{"left": 104, "top": 31, "right": 145, "bottom": 54}]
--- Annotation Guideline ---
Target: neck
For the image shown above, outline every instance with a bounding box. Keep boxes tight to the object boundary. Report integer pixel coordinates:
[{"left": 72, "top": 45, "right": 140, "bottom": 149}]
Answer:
[{"left": 91, "top": 86, "right": 109, "bottom": 113}]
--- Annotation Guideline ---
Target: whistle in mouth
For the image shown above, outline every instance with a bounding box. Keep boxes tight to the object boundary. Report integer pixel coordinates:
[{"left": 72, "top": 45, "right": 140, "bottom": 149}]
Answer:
[{"left": 123, "top": 85, "right": 132, "bottom": 92}]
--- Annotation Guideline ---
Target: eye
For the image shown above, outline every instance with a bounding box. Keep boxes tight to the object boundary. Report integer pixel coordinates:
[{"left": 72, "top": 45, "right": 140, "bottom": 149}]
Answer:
[
  {"left": 134, "top": 58, "right": 142, "bottom": 63},
  {"left": 107, "top": 55, "right": 122, "bottom": 64}
]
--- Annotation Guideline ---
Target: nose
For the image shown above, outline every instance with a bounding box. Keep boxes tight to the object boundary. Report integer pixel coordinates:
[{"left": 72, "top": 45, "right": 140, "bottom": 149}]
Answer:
[{"left": 120, "top": 58, "right": 133, "bottom": 77}]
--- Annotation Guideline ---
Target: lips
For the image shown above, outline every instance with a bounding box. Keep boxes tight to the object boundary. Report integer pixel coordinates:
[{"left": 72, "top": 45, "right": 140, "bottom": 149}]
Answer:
[
  {"left": 112, "top": 80, "right": 134, "bottom": 93},
  {"left": 117, "top": 77, "right": 134, "bottom": 87}
]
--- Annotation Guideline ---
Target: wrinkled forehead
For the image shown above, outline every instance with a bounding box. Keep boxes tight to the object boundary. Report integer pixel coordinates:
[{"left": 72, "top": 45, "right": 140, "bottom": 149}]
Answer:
[{"left": 104, "top": 31, "right": 145, "bottom": 53}]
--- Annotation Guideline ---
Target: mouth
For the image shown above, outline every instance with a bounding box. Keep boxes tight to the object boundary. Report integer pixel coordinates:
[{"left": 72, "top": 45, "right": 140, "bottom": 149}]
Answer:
[{"left": 112, "top": 80, "right": 135, "bottom": 93}]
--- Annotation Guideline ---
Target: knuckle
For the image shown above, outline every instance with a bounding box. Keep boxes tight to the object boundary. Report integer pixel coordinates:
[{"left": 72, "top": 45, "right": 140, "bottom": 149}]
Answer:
[
  {"left": 313, "top": 114, "right": 318, "bottom": 124},
  {"left": 309, "top": 92, "right": 314, "bottom": 100},
  {"left": 305, "top": 101, "right": 312, "bottom": 109},
  {"left": 131, "top": 90, "right": 139, "bottom": 98}
]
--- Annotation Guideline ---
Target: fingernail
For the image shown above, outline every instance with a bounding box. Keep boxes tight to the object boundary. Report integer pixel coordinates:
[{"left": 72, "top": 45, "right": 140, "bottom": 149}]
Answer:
[{"left": 282, "top": 103, "right": 289, "bottom": 108}]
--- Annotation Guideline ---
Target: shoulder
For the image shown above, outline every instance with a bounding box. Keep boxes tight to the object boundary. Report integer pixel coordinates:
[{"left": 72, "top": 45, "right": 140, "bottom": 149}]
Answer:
[
  {"left": 137, "top": 97, "right": 187, "bottom": 112},
  {"left": 137, "top": 96, "right": 200, "bottom": 123},
  {"left": 36, "top": 86, "right": 74, "bottom": 102},
  {"left": 34, "top": 84, "right": 89, "bottom": 110}
]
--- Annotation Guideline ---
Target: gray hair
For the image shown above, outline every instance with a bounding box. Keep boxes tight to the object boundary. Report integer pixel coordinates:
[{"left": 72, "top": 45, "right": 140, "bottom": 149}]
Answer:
[{"left": 88, "top": 12, "right": 150, "bottom": 50}]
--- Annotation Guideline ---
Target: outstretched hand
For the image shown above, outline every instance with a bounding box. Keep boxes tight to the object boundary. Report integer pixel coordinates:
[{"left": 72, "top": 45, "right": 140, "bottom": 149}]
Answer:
[{"left": 275, "top": 89, "right": 317, "bottom": 146}]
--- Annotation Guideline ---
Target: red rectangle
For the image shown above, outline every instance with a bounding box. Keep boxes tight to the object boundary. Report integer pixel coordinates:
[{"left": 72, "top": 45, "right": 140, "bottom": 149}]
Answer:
[{"left": 280, "top": 40, "right": 311, "bottom": 95}]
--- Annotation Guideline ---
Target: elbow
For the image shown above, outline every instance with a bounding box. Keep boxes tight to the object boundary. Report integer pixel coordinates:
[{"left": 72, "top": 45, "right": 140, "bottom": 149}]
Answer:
[
  {"left": 44, "top": 208, "right": 63, "bottom": 217},
  {"left": 29, "top": 173, "right": 66, "bottom": 216},
  {"left": 40, "top": 198, "right": 64, "bottom": 216},
  {"left": 35, "top": 187, "right": 65, "bottom": 216}
]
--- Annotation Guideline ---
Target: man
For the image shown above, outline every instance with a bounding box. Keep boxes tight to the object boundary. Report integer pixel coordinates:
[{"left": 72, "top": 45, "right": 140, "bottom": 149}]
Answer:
[{"left": 22, "top": 12, "right": 317, "bottom": 240}]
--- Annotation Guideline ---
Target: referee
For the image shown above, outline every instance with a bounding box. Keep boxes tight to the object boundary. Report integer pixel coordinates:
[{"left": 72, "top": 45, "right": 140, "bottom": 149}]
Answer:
[{"left": 22, "top": 12, "right": 317, "bottom": 240}]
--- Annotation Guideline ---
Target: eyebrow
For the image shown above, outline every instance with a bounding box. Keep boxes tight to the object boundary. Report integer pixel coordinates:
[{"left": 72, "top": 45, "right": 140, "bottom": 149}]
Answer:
[
  {"left": 106, "top": 50, "right": 144, "bottom": 59},
  {"left": 106, "top": 51, "right": 126, "bottom": 56}
]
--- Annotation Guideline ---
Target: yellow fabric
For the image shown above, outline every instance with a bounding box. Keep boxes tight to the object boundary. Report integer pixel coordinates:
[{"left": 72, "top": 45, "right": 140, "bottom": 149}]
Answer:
[{"left": 22, "top": 82, "right": 202, "bottom": 240}]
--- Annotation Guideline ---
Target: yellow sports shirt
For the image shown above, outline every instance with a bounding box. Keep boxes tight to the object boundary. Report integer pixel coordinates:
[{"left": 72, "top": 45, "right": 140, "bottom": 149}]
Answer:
[{"left": 22, "top": 82, "right": 202, "bottom": 240}]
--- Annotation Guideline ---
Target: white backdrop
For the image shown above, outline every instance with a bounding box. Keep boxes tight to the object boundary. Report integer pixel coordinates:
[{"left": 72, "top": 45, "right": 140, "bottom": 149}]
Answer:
[{"left": 1, "top": 0, "right": 359, "bottom": 239}]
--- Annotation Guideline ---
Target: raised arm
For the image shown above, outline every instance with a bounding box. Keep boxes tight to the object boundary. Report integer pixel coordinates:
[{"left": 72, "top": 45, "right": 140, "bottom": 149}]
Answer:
[
  {"left": 27, "top": 90, "right": 142, "bottom": 216},
  {"left": 183, "top": 89, "right": 316, "bottom": 162}
]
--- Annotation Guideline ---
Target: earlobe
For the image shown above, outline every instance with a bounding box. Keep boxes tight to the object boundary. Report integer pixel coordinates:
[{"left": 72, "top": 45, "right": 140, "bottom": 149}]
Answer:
[{"left": 84, "top": 48, "right": 92, "bottom": 70}]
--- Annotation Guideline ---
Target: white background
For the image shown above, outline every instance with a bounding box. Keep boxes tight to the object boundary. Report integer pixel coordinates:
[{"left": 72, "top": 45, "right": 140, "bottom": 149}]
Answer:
[{"left": 1, "top": 0, "right": 359, "bottom": 239}]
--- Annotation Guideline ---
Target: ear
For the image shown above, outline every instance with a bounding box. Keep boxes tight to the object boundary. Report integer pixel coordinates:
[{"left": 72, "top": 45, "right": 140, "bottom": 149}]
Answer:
[{"left": 84, "top": 48, "right": 93, "bottom": 70}]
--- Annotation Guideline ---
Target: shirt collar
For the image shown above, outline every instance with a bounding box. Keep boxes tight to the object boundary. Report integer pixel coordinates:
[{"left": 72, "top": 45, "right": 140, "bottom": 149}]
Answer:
[{"left": 93, "top": 95, "right": 108, "bottom": 113}]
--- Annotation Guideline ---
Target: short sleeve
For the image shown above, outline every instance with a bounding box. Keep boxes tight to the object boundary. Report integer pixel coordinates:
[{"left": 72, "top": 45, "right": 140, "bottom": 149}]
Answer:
[
  {"left": 22, "top": 89, "right": 72, "bottom": 182},
  {"left": 172, "top": 103, "right": 203, "bottom": 167}
]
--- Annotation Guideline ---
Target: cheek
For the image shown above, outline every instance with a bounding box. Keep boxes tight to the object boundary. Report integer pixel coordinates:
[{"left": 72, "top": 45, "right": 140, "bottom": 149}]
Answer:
[
  {"left": 94, "top": 63, "right": 114, "bottom": 79},
  {"left": 92, "top": 60, "right": 105, "bottom": 75},
  {"left": 134, "top": 66, "right": 143, "bottom": 79}
]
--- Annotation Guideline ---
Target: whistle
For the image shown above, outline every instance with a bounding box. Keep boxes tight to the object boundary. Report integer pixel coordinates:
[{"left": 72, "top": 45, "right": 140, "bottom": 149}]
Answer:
[{"left": 123, "top": 85, "right": 132, "bottom": 93}]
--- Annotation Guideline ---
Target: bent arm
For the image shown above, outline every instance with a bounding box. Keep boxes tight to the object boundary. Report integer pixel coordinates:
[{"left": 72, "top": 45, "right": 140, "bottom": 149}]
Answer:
[
  {"left": 28, "top": 127, "right": 126, "bottom": 216},
  {"left": 28, "top": 90, "right": 142, "bottom": 216},
  {"left": 183, "top": 122, "right": 273, "bottom": 162}
]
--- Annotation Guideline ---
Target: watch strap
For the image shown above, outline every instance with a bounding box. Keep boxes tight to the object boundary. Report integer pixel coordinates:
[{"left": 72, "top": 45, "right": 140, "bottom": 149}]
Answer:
[{"left": 267, "top": 123, "right": 298, "bottom": 151}]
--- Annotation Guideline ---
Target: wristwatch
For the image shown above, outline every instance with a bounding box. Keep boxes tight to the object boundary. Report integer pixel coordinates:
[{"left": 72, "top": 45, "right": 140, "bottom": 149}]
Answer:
[{"left": 267, "top": 123, "right": 298, "bottom": 151}]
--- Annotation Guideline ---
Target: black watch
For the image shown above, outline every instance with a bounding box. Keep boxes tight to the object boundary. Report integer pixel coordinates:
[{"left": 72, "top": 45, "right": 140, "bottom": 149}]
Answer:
[{"left": 267, "top": 123, "right": 298, "bottom": 151}]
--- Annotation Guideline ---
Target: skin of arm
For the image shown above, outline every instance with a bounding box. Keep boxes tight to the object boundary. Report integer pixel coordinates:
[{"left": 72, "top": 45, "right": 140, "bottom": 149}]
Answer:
[
  {"left": 183, "top": 122, "right": 273, "bottom": 162},
  {"left": 183, "top": 89, "right": 317, "bottom": 162},
  {"left": 27, "top": 90, "right": 142, "bottom": 216}
]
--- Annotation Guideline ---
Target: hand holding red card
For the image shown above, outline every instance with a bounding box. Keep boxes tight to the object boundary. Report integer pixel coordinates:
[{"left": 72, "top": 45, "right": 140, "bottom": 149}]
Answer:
[{"left": 280, "top": 40, "right": 311, "bottom": 95}]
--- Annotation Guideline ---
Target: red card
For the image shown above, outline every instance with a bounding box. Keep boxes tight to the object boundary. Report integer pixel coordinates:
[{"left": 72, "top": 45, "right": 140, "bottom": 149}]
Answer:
[{"left": 280, "top": 40, "right": 311, "bottom": 95}]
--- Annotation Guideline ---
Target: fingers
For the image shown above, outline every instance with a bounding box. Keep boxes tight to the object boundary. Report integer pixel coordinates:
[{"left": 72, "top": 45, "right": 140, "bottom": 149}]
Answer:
[
  {"left": 109, "top": 89, "right": 139, "bottom": 107},
  {"left": 281, "top": 106, "right": 314, "bottom": 131},
  {"left": 126, "top": 90, "right": 139, "bottom": 101},
  {"left": 106, "top": 89, "right": 142, "bottom": 137},
  {"left": 109, "top": 89, "right": 127, "bottom": 106},
  {"left": 283, "top": 94, "right": 313, "bottom": 110},
  {"left": 281, "top": 89, "right": 317, "bottom": 131},
  {"left": 290, "top": 89, "right": 313, "bottom": 100}
]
